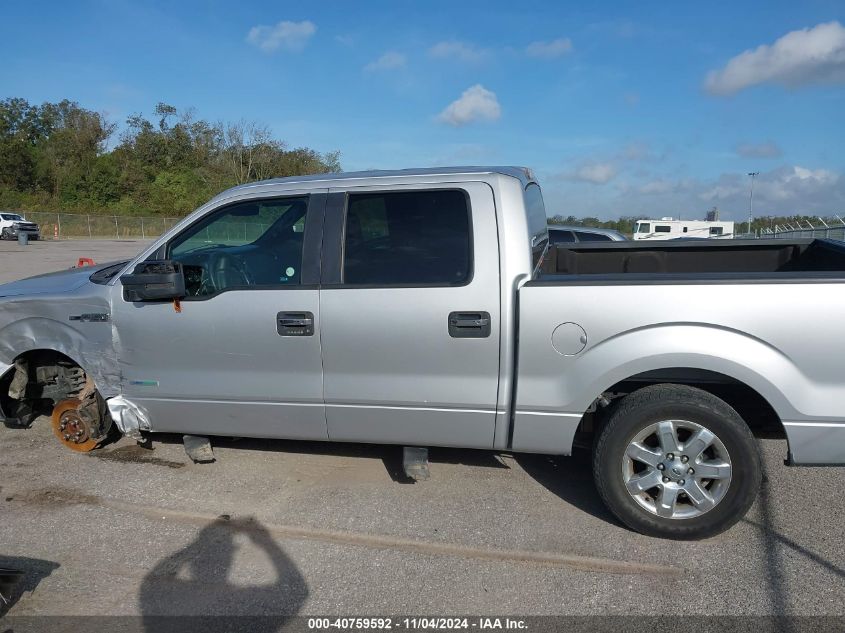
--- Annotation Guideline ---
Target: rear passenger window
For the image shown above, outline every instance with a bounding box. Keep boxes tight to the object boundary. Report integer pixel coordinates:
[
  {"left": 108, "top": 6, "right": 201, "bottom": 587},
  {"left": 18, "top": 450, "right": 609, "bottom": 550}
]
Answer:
[{"left": 343, "top": 190, "right": 471, "bottom": 286}]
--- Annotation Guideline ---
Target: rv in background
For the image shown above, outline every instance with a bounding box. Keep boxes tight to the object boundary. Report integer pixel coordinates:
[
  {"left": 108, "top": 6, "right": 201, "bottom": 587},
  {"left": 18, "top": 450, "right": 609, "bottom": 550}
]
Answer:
[{"left": 633, "top": 218, "right": 735, "bottom": 240}]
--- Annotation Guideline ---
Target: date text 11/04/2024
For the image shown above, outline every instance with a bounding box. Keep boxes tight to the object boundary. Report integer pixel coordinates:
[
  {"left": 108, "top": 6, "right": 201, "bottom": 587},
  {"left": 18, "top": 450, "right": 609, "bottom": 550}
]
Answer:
[{"left": 307, "top": 618, "right": 528, "bottom": 630}]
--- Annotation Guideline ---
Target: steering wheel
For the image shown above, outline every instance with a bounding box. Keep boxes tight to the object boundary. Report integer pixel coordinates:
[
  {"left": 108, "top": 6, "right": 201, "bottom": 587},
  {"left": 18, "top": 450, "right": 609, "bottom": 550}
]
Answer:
[{"left": 210, "top": 252, "right": 254, "bottom": 290}]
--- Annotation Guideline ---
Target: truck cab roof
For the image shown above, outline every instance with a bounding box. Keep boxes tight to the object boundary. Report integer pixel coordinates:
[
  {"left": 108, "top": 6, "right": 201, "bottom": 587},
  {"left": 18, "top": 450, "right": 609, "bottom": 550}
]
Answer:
[{"left": 211, "top": 166, "right": 537, "bottom": 202}]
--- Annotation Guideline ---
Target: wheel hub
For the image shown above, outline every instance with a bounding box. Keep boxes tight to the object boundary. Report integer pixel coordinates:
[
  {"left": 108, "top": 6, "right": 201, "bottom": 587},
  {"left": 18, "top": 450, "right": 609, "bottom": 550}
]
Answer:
[
  {"left": 622, "top": 419, "right": 733, "bottom": 520},
  {"left": 50, "top": 399, "right": 100, "bottom": 452}
]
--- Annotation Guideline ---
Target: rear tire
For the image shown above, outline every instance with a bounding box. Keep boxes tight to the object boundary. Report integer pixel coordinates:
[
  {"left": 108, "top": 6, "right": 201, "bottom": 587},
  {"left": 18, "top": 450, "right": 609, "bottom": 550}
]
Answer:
[{"left": 593, "top": 384, "right": 761, "bottom": 539}]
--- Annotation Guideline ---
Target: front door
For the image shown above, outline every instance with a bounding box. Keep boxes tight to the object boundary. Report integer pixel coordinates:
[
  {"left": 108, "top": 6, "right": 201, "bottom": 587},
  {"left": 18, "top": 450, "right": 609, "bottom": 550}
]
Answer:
[
  {"left": 112, "top": 191, "right": 328, "bottom": 440},
  {"left": 318, "top": 183, "right": 501, "bottom": 448}
]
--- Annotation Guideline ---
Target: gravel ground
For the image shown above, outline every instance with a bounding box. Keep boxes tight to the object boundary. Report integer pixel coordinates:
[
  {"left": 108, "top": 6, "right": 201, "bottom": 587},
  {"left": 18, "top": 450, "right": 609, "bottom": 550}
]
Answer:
[
  {"left": 1, "top": 426, "right": 844, "bottom": 618},
  {"left": 0, "top": 238, "right": 151, "bottom": 284},
  {"left": 1, "top": 239, "right": 844, "bottom": 619}
]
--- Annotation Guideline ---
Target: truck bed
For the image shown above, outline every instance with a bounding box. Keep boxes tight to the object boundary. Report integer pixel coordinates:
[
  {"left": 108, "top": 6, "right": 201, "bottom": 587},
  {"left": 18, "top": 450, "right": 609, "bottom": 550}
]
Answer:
[{"left": 540, "top": 238, "right": 845, "bottom": 279}]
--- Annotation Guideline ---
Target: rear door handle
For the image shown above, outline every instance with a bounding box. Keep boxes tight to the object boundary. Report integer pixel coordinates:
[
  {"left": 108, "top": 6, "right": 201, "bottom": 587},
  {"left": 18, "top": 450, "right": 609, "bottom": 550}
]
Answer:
[
  {"left": 448, "top": 311, "right": 491, "bottom": 338},
  {"left": 276, "top": 311, "right": 314, "bottom": 336}
]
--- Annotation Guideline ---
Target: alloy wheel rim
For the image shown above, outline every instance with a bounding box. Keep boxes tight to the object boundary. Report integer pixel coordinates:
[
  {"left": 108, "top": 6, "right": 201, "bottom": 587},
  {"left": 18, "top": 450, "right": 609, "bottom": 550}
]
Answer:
[{"left": 621, "top": 419, "right": 733, "bottom": 519}]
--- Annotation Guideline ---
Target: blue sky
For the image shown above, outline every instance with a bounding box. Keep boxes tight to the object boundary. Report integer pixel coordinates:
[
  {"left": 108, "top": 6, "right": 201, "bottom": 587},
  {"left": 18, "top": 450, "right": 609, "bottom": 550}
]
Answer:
[{"left": 2, "top": 0, "right": 844, "bottom": 220}]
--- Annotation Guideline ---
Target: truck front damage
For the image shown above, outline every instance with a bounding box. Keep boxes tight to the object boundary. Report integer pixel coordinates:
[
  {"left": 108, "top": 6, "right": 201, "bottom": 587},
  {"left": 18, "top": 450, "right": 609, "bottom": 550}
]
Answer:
[{"left": 0, "top": 263, "right": 144, "bottom": 448}]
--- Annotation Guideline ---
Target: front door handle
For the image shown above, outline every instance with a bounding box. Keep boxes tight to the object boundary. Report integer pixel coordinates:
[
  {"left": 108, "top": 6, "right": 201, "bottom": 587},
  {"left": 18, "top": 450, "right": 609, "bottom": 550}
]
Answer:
[
  {"left": 451, "top": 316, "right": 490, "bottom": 328},
  {"left": 448, "top": 311, "right": 491, "bottom": 338},
  {"left": 277, "top": 311, "right": 314, "bottom": 336},
  {"left": 278, "top": 317, "right": 312, "bottom": 327}
]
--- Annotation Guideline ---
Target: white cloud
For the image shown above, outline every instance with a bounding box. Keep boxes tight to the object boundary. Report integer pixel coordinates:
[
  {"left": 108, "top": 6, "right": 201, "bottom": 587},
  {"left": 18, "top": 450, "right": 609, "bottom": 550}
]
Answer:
[
  {"left": 700, "top": 166, "right": 839, "bottom": 204},
  {"left": 792, "top": 165, "right": 838, "bottom": 183},
  {"left": 525, "top": 38, "right": 573, "bottom": 59},
  {"left": 735, "top": 141, "right": 782, "bottom": 159},
  {"left": 543, "top": 164, "right": 844, "bottom": 220},
  {"left": 705, "top": 21, "right": 845, "bottom": 95},
  {"left": 247, "top": 20, "right": 316, "bottom": 53},
  {"left": 568, "top": 163, "right": 617, "bottom": 185},
  {"left": 364, "top": 51, "right": 406, "bottom": 72},
  {"left": 638, "top": 179, "right": 677, "bottom": 195},
  {"left": 437, "top": 84, "right": 501, "bottom": 126},
  {"left": 429, "top": 40, "right": 488, "bottom": 63}
]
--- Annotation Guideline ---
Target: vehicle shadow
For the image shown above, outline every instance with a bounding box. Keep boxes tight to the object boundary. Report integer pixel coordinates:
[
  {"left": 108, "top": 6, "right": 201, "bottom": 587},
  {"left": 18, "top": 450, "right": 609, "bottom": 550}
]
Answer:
[
  {"left": 0, "top": 555, "right": 60, "bottom": 617},
  {"left": 128, "top": 434, "right": 617, "bottom": 527},
  {"left": 514, "top": 448, "right": 624, "bottom": 527},
  {"left": 139, "top": 516, "right": 307, "bottom": 633},
  {"left": 144, "top": 433, "right": 509, "bottom": 484}
]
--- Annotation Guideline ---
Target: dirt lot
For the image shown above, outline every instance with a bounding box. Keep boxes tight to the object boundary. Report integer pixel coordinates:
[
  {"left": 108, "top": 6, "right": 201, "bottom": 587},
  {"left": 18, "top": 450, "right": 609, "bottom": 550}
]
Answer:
[{"left": 1, "top": 239, "right": 845, "bottom": 620}]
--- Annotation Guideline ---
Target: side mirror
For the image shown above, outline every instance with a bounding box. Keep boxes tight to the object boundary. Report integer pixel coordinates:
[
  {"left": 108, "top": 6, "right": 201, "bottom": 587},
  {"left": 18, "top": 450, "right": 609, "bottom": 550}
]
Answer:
[{"left": 120, "top": 260, "right": 186, "bottom": 302}]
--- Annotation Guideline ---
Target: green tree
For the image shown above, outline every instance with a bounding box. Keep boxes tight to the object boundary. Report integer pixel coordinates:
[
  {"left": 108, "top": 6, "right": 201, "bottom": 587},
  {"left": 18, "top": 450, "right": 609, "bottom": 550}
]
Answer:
[{"left": 0, "top": 97, "right": 340, "bottom": 216}]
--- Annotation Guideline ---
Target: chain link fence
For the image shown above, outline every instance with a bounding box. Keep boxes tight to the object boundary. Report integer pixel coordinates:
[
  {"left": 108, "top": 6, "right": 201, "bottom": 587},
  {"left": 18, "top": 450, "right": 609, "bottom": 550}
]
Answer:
[
  {"left": 19, "top": 211, "right": 845, "bottom": 243},
  {"left": 23, "top": 211, "right": 182, "bottom": 240},
  {"left": 763, "top": 225, "right": 845, "bottom": 241}
]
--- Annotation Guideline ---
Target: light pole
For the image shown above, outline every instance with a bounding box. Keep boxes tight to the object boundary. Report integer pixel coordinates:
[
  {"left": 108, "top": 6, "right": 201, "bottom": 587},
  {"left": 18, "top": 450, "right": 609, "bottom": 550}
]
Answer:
[{"left": 747, "top": 172, "right": 759, "bottom": 235}]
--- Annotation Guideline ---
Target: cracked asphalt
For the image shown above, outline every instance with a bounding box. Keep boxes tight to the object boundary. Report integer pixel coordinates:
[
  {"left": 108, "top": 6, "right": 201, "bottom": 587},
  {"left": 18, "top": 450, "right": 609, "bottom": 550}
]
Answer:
[{"left": 1, "top": 239, "right": 844, "bottom": 619}]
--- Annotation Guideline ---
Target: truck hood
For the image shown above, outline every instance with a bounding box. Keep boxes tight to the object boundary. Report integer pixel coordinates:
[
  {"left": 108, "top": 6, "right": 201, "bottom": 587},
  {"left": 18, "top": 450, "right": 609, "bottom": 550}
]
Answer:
[{"left": 0, "top": 265, "right": 103, "bottom": 298}]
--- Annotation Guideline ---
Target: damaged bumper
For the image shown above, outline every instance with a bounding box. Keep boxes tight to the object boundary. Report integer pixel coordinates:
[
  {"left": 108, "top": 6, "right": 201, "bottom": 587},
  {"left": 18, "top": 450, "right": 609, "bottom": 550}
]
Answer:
[
  {"left": 0, "top": 357, "right": 151, "bottom": 441},
  {"left": 0, "top": 362, "right": 13, "bottom": 424},
  {"left": 105, "top": 395, "right": 151, "bottom": 440}
]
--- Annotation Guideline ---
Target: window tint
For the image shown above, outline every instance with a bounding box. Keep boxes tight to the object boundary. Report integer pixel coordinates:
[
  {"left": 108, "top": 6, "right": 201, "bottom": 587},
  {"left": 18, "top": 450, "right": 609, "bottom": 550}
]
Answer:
[
  {"left": 343, "top": 190, "right": 471, "bottom": 285},
  {"left": 655, "top": 225, "right": 671, "bottom": 233},
  {"left": 573, "top": 230, "right": 612, "bottom": 242},
  {"left": 710, "top": 226, "right": 724, "bottom": 235},
  {"left": 169, "top": 196, "right": 308, "bottom": 296},
  {"left": 549, "top": 229, "right": 576, "bottom": 244}
]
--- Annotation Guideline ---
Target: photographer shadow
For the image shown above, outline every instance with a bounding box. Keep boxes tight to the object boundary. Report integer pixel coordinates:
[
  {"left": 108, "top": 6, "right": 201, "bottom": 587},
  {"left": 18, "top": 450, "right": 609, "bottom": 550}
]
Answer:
[{"left": 139, "top": 516, "right": 308, "bottom": 633}]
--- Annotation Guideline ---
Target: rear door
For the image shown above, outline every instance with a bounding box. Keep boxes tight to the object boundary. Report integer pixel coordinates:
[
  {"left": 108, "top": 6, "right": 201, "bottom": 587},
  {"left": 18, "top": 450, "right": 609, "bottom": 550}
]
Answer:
[{"left": 318, "top": 182, "right": 501, "bottom": 447}]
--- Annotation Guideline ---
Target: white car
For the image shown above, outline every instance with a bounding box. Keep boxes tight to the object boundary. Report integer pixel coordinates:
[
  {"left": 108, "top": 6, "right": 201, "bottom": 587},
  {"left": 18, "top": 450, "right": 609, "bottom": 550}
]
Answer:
[{"left": 0, "top": 213, "right": 40, "bottom": 241}]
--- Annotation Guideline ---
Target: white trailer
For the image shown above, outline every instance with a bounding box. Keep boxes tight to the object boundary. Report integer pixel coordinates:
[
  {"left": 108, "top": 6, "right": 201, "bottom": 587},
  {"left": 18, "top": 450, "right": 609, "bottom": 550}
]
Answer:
[{"left": 633, "top": 218, "right": 735, "bottom": 240}]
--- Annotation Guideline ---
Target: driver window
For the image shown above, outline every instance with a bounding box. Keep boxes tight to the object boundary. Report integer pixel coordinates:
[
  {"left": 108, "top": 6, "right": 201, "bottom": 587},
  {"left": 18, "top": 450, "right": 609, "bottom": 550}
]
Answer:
[{"left": 169, "top": 196, "right": 309, "bottom": 297}]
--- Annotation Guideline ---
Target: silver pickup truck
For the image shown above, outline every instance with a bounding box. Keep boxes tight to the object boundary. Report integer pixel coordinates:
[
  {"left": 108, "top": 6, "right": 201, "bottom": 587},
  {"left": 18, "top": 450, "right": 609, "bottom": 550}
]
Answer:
[{"left": 2, "top": 166, "right": 844, "bottom": 539}]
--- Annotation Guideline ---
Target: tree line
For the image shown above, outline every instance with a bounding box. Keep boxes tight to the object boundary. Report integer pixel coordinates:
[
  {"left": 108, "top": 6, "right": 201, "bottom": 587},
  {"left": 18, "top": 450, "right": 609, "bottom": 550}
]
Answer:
[{"left": 0, "top": 98, "right": 340, "bottom": 216}]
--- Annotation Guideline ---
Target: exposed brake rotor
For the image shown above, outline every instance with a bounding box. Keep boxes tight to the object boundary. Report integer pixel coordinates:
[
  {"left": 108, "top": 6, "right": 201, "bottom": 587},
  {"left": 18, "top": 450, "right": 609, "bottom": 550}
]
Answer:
[{"left": 50, "top": 399, "right": 100, "bottom": 452}]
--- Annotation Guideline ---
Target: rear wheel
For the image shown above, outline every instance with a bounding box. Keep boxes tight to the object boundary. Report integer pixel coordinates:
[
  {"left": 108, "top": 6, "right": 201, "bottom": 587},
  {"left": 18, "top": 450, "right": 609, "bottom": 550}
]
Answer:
[{"left": 593, "top": 384, "right": 761, "bottom": 539}]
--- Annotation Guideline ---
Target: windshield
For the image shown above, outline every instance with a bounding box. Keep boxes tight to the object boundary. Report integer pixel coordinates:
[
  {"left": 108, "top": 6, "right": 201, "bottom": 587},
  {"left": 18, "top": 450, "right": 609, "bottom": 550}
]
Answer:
[{"left": 1, "top": 213, "right": 24, "bottom": 221}]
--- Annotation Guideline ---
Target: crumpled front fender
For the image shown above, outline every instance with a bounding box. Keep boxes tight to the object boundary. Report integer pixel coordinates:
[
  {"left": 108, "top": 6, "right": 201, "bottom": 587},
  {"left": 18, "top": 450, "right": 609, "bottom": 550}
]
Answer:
[{"left": 0, "top": 313, "right": 120, "bottom": 398}]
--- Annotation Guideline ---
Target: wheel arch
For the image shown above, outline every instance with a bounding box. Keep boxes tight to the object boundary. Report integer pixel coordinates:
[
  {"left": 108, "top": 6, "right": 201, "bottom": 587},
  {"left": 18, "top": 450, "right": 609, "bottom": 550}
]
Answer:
[
  {"left": 0, "top": 348, "right": 100, "bottom": 424},
  {"left": 574, "top": 367, "right": 788, "bottom": 457},
  {"left": 0, "top": 316, "right": 121, "bottom": 397}
]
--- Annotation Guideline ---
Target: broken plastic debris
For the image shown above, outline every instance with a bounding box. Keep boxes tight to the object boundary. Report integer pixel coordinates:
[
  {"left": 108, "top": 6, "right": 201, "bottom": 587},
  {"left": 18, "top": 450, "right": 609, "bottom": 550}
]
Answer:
[{"left": 106, "top": 395, "right": 151, "bottom": 440}]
